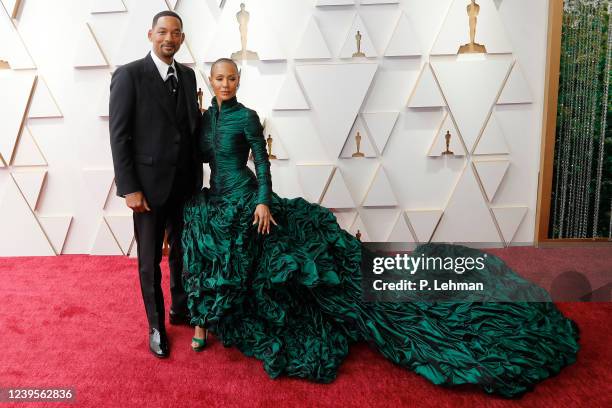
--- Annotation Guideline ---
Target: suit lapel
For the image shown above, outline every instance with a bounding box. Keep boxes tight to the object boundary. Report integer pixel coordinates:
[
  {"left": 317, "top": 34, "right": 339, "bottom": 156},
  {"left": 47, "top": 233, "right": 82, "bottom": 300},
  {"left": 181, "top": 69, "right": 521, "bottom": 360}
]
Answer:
[
  {"left": 176, "top": 62, "right": 196, "bottom": 134},
  {"left": 143, "top": 53, "right": 176, "bottom": 125}
]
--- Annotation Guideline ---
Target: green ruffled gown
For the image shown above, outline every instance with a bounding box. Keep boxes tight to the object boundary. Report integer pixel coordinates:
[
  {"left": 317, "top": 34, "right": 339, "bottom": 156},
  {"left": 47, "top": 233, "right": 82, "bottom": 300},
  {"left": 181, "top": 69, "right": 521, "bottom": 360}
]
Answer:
[{"left": 182, "top": 97, "right": 579, "bottom": 398}]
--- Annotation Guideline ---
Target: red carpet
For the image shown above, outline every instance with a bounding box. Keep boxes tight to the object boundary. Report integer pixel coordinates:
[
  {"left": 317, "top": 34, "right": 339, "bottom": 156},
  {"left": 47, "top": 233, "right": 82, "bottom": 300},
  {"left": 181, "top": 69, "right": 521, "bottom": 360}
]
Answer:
[{"left": 0, "top": 248, "right": 611, "bottom": 407}]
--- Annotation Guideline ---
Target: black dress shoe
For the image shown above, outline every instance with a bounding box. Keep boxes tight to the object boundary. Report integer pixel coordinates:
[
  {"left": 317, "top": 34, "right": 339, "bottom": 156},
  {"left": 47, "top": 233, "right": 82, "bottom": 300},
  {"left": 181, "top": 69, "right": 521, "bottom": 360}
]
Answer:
[
  {"left": 149, "top": 327, "right": 169, "bottom": 358},
  {"left": 169, "top": 309, "right": 191, "bottom": 326}
]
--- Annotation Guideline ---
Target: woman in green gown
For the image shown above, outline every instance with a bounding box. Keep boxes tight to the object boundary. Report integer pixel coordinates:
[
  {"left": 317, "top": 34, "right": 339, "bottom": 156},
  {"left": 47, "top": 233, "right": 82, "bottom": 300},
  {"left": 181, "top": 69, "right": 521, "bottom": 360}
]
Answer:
[{"left": 181, "top": 58, "right": 579, "bottom": 398}]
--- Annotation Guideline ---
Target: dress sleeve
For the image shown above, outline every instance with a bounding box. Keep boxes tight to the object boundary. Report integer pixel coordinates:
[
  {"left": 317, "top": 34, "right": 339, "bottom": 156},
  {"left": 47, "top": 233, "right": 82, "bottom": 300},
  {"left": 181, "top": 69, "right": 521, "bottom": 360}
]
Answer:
[
  {"left": 244, "top": 109, "right": 272, "bottom": 206},
  {"left": 197, "top": 111, "right": 213, "bottom": 163}
]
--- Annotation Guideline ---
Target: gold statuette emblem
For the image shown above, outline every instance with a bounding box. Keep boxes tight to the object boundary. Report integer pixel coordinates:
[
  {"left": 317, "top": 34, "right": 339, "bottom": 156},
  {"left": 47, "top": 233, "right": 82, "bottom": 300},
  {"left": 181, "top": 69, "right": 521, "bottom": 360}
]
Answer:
[
  {"left": 352, "top": 131, "right": 365, "bottom": 157},
  {"left": 352, "top": 30, "right": 366, "bottom": 58},
  {"left": 442, "top": 130, "right": 454, "bottom": 155},
  {"left": 231, "top": 3, "right": 259, "bottom": 61},
  {"left": 266, "top": 135, "right": 277, "bottom": 160},
  {"left": 458, "top": 1, "right": 487, "bottom": 54}
]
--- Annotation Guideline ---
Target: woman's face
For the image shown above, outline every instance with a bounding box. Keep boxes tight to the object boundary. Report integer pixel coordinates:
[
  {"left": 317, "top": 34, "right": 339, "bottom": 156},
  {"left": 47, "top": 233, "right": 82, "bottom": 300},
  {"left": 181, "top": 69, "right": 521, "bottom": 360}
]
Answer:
[{"left": 209, "top": 62, "right": 239, "bottom": 103}]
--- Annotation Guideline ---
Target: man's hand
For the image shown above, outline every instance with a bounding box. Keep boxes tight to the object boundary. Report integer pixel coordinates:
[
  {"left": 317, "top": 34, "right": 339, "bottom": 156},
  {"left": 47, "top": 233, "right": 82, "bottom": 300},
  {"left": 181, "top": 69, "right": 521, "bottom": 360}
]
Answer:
[{"left": 125, "top": 191, "right": 151, "bottom": 213}]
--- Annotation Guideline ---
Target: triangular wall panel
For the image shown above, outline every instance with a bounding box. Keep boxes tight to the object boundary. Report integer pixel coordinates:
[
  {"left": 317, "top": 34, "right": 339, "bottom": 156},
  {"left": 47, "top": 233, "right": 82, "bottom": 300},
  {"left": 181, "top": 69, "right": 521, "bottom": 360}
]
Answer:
[
  {"left": 262, "top": 120, "right": 289, "bottom": 160},
  {"left": 473, "top": 111, "right": 509, "bottom": 155},
  {"left": 11, "top": 170, "right": 46, "bottom": 210},
  {"left": 73, "top": 23, "right": 108, "bottom": 68},
  {"left": 296, "top": 63, "right": 378, "bottom": 159},
  {"left": 320, "top": 168, "right": 355, "bottom": 209},
  {"left": 82, "top": 168, "right": 114, "bottom": 209},
  {"left": 498, "top": 61, "right": 532, "bottom": 104},
  {"left": 12, "top": 126, "right": 47, "bottom": 166},
  {"left": 472, "top": 159, "right": 510, "bottom": 202},
  {"left": 431, "top": 56, "right": 512, "bottom": 152},
  {"left": 360, "top": 208, "right": 401, "bottom": 241},
  {"left": 406, "top": 209, "right": 443, "bottom": 243},
  {"left": 296, "top": 164, "right": 334, "bottom": 204},
  {"left": 273, "top": 70, "right": 310, "bottom": 110},
  {"left": 388, "top": 212, "right": 416, "bottom": 242},
  {"left": 0, "top": 7, "right": 35, "bottom": 69},
  {"left": 91, "top": 218, "right": 123, "bottom": 255},
  {"left": 166, "top": 0, "right": 179, "bottom": 10},
  {"left": 270, "top": 114, "right": 329, "bottom": 162},
  {"left": 491, "top": 206, "right": 527, "bottom": 244},
  {"left": 362, "top": 165, "right": 398, "bottom": 207},
  {"left": 339, "top": 14, "right": 377, "bottom": 58},
  {"left": 105, "top": 214, "right": 134, "bottom": 255},
  {"left": 293, "top": 17, "right": 332, "bottom": 60},
  {"left": 1, "top": 0, "right": 21, "bottom": 18},
  {"left": 174, "top": 40, "right": 196, "bottom": 65},
  {"left": 338, "top": 159, "right": 379, "bottom": 206},
  {"left": 0, "top": 72, "right": 35, "bottom": 163},
  {"left": 332, "top": 209, "right": 358, "bottom": 231},
  {"left": 349, "top": 214, "right": 371, "bottom": 242},
  {"left": 361, "top": 111, "right": 399, "bottom": 155},
  {"left": 432, "top": 166, "right": 501, "bottom": 243},
  {"left": 28, "top": 77, "right": 63, "bottom": 118},
  {"left": 340, "top": 116, "right": 377, "bottom": 158},
  {"left": 97, "top": 73, "right": 111, "bottom": 117},
  {"left": 0, "top": 178, "right": 54, "bottom": 256},
  {"left": 407, "top": 63, "right": 445, "bottom": 108},
  {"left": 38, "top": 215, "right": 72, "bottom": 255},
  {"left": 384, "top": 11, "right": 421, "bottom": 57},
  {"left": 428, "top": 110, "right": 466, "bottom": 157}
]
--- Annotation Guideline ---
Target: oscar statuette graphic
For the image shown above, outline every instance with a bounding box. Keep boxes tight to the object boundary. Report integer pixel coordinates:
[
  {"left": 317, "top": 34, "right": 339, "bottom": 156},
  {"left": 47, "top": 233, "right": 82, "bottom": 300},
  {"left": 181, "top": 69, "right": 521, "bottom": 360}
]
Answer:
[
  {"left": 231, "top": 3, "right": 259, "bottom": 61},
  {"left": 352, "top": 30, "right": 366, "bottom": 57},
  {"left": 197, "top": 88, "right": 204, "bottom": 112},
  {"left": 442, "top": 130, "right": 454, "bottom": 155},
  {"left": 352, "top": 131, "right": 365, "bottom": 157},
  {"left": 458, "top": 0, "right": 487, "bottom": 54},
  {"left": 266, "top": 135, "right": 277, "bottom": 160},
  {"left": 355, "top": 229, "right": 362, "bottom": 241}
]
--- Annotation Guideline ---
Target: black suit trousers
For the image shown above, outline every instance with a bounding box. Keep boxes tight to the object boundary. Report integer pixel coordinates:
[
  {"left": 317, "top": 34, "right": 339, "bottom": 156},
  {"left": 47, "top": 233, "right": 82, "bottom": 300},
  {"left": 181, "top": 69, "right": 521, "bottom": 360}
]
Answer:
[{"left": 133, "top": 177, "right": 189, "bottom": 330}]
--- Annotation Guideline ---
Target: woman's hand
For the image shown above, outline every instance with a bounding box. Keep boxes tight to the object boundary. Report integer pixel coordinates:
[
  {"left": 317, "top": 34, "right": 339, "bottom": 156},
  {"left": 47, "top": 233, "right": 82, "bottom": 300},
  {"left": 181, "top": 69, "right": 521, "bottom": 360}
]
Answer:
[{"left": 253, "top": 204, "right": 277, "bottom": 234}]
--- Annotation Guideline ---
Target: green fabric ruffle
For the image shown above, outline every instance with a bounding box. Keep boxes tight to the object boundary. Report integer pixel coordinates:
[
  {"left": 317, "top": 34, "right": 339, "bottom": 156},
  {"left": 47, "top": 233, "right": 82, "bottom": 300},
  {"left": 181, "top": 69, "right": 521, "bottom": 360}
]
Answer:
[{"left": 182, "top": 188, "right": 580, "bottom": 398}]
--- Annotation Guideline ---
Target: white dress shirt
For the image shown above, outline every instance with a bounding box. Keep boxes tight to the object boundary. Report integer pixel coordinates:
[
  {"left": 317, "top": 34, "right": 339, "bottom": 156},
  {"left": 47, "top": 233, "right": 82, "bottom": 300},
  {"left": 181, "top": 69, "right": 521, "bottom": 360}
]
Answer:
[{"left": 150, "top": 49, "right": 178, "bottom": 83}]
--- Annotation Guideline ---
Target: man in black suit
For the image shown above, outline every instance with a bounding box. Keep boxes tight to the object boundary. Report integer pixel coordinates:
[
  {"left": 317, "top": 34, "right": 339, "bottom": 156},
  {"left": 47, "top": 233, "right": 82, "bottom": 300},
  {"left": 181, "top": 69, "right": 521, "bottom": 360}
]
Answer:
[{"left": 109, "top": 11, "right": 203, "bottom": 358}]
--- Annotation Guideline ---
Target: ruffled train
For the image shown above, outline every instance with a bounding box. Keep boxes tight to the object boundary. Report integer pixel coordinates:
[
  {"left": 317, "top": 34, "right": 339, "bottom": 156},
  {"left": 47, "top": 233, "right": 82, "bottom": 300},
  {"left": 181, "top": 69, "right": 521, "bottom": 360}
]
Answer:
[{"left": 181, "top": 188, "right": 579, "bottom": 397}]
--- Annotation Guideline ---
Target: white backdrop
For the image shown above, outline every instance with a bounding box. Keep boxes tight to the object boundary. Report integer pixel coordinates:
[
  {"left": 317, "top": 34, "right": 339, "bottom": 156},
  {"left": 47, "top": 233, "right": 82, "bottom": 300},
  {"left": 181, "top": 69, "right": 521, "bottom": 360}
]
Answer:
[{"left": 0, "top": 0, "right": 548, "bottom": 255}]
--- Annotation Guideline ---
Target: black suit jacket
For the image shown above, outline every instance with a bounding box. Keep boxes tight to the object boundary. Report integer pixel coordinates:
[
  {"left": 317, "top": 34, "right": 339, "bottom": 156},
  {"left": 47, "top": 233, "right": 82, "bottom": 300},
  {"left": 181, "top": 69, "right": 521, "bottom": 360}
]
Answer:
[{"left": 109, "top": 52, "right": 204, "bottom": 206}]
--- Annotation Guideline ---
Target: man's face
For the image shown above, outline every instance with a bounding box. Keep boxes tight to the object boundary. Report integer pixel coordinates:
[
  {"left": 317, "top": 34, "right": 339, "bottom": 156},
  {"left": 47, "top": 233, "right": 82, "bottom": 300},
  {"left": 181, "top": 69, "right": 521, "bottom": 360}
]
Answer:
[{"left": 148, "top": 16, "right": 184, "bottom": 61}]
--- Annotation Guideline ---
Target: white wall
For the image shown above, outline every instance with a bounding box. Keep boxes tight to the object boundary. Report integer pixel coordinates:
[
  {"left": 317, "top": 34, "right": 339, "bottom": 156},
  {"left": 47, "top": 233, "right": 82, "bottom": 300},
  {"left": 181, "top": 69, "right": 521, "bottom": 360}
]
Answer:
[{"left": 0, "top": 0, "right": 549, "bottom": 255}]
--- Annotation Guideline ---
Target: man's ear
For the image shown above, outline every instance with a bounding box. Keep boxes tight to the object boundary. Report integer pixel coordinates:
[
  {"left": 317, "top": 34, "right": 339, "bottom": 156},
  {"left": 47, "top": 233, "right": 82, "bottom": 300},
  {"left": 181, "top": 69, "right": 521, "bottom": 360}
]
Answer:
[
  {"left": 147, "top": 29, "right": 153, "bottom": 42},
  {"left": 181, "top": 33, "right": 185, "bottom": 44}
]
